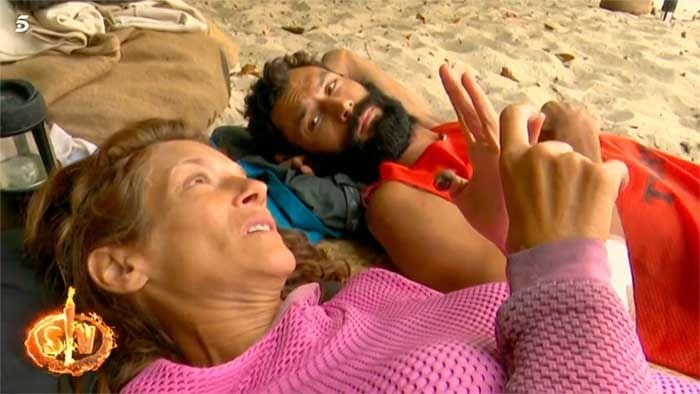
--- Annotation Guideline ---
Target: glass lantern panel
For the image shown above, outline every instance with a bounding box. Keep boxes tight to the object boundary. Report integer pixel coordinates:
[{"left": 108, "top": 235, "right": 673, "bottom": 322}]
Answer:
[{"left": 0, "top": 134, "right": 48, "bottom": 191}]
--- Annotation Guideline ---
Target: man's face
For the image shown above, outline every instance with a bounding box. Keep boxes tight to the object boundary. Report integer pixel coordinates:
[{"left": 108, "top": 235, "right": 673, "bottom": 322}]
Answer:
[
  {"left": 270, "top": 65, "right": 414, "bottom": 180},
  {"left": 271, "top": 66, "right": 370, "bottom": 154}
]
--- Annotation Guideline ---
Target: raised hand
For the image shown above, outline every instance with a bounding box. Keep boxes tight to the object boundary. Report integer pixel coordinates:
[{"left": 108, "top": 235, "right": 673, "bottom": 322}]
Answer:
[
  {"left": 499, "top": 104, "right": 628, "bottom": 253},
  {"left": 438, "top": 65, "right": 500, "bottom": 155},
  {"left": 437, "top": 66, "right": 544, "bottom": 252}
]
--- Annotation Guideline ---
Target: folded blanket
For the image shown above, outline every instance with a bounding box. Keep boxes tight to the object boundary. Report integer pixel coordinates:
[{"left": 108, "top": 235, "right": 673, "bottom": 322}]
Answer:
[
  {"left": 29, "top": 1, "right": 107, "bottom": 55},
  {"left": 98, "top": 0, "right": 208, "bottom": 32},
  {"left": 1, "top": 0, "right": 209, "bottom": 61},
  {"left": 0, "top": 0, "right": 55, "bottom": 62},
  {"left": 2, "top": 22, "right": 238, "bottom": 144}
]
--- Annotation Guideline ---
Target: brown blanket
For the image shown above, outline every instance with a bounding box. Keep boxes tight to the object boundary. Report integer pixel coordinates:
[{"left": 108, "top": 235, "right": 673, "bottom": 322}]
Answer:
[{"left": 1, "top": 22, "right": 238, "bottom": 144}]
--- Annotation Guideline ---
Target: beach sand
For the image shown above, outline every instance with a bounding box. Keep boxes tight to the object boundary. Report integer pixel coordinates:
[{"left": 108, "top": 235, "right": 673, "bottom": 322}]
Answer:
[{"left": 191, "top": 0, "right": 699, "bottom": 162}]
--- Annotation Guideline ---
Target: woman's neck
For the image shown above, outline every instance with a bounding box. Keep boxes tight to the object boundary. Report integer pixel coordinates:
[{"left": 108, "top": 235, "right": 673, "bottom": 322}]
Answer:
[{"left": 148, "top": 288, "right": 283, "bottom": 367}]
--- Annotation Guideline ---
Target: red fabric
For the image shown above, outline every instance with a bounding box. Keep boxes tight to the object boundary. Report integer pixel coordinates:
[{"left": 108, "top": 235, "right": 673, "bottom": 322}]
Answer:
[
  {"left": 361, "top": 122, "right": 472, "bottom": 204},
  {"left": 364, "top": 122, "right": 700, "bottom": 378},
  {"left": 600, "top": 134, "right": 699, "bottom": 378}
]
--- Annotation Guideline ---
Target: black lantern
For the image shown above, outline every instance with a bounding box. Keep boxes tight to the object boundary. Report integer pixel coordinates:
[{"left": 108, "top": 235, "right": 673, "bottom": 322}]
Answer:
[{"left": 0, "top": 79, "right": 57, "bottom": 192}]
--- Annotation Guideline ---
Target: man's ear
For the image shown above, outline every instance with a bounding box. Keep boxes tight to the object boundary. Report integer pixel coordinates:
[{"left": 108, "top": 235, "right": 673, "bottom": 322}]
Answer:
[{"left": 87, "top": 246, "right": 149, "bottom": 294}]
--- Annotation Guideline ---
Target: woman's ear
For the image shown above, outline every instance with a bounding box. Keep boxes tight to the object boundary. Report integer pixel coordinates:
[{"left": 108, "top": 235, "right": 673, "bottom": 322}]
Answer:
[{"left": 87, "top": 246, "right": 149, "bottom": 294}]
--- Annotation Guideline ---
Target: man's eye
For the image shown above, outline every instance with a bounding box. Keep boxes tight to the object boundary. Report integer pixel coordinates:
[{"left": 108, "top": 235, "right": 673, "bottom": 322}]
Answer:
[{"left": 326, "top": 80, "right": 336, "bottom": 95}]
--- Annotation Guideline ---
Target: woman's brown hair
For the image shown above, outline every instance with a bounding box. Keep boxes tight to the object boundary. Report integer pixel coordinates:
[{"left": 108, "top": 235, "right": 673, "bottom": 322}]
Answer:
[{"left": 24, "top": 119, "right": 350, "bottom": 392}]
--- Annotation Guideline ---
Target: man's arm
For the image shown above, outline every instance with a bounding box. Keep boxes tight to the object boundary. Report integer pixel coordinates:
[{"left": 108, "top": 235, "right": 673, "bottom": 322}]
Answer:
[
  {"left": 321, "top": 49, "right": 442, "bottom": 129},
  {"left": 366, "top": 181, "right": 506, "bottom": 292}
]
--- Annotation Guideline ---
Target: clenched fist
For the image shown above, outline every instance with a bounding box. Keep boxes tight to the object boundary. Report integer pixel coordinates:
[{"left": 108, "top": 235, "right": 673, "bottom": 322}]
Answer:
[{"left": 499, "top": 105, "right": 628, "bottom": 253}]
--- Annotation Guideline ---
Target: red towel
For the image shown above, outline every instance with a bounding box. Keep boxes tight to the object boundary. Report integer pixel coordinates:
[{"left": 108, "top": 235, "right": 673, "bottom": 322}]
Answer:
[
  {"left": 365, "top": 122, "right": 699, "bottom": 377},
  {"left": 601, "top": 134, "right": 699, "bottom": 378}
]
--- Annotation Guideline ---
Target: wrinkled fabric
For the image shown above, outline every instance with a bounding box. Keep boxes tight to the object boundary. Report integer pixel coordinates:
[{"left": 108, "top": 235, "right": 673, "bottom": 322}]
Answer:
[
  {"left": 239, "top": 159, "right": 342, "bottom": 244},
  {"left": 124, "top": 239, "right": 697, "bottom": 393}
]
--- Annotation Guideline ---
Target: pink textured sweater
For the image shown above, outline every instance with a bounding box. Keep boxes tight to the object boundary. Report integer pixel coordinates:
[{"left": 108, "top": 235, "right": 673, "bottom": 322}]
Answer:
[{"left": 123, "top": 239, "right": 698, "bottom": 393}]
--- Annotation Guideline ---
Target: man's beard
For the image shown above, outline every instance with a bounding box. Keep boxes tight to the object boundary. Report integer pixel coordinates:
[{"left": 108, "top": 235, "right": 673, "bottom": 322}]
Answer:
[{"left": 313, "top": 83, "right": 415, "bottom": 184}]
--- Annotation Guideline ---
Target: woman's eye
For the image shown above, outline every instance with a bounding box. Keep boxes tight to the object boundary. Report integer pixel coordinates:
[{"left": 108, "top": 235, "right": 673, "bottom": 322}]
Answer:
[
  {"left": 185, "top": 174, "right": 209, "bottom": 189},
  {"left": 326, "top": 80, "right": 336, "bottom": 95},
  {"left": 310, "top": 114, "right": 320, "bottom": 130}
]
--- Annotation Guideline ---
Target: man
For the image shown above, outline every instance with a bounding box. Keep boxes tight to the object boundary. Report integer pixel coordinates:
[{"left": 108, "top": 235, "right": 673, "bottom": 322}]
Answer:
[
  {"left": 246, "top": 49, "right": 634, "bottom": 287},
  {"left": 245, "top": 46, "right": 696, "bottom": 300},
  {"left": 246, "top": 49, "right": 515, "bottom": 291}
]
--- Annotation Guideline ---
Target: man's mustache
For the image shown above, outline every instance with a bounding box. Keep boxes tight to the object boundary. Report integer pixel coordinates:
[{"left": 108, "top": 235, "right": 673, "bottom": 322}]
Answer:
[{"left": 346, "top": 87, "right": 379, "bottom": 141}]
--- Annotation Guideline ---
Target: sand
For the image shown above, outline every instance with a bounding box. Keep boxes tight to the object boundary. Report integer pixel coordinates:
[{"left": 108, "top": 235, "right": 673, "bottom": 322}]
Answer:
[{"left": 189, "top": 0, "right": 699, "bottom": 162}]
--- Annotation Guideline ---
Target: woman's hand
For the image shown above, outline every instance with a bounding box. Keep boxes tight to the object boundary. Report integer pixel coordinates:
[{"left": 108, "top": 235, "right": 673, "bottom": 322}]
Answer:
[
  {"left": 498, "top": 105, "right": 628, "bottom": 253},
  {"left": 438, "top": 65, "right": 500, "bottom": 155},
  {"left": 539, "top": 101, "right": 603, "bottom": 162},
  {"left": 437, "top": 66, "right": 543, "bottom": 252}
]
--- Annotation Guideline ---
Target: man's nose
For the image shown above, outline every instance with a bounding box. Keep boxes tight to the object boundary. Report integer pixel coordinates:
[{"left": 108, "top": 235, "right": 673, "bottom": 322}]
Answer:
[
  {"left": 232, "top": 179, "right": 267, "bottom": 207},
  {"left": 320, "top": 97, "right": 354, "bottom": 122}
]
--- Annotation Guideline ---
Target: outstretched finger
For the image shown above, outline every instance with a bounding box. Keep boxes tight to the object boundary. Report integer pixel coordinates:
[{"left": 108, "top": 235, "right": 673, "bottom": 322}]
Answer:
[
  {"left": 439, "top": 65, "right": 479, "bottom": 144},
  {"left": 461, "top": 71, "right": 498, "bottom": 148},
  {"left": 500, "top": 104, "right": 539, "bottom": 157}
]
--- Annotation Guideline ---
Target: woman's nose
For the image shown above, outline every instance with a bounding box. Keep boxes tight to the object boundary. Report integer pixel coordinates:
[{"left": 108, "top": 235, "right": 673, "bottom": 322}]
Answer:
[
  {"left": 321, "top": 97, "right": 354, "bottom": 122},
  {"left": 233, "top": 179, "right": 267, "bottom": 207}
]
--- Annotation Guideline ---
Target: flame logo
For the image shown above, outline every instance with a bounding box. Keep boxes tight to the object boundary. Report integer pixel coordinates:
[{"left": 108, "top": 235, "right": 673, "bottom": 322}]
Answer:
[{"left": 24, "top": 287, "right": 116, "bottom": 376}]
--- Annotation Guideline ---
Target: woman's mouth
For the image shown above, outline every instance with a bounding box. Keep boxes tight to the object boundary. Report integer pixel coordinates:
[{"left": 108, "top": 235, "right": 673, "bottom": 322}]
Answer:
[
  {"left": 241, "top": 215, "right": 277, "bottom": 236},
  {"left": 246, "top": 224, "right": 271, "bottom": 234}
]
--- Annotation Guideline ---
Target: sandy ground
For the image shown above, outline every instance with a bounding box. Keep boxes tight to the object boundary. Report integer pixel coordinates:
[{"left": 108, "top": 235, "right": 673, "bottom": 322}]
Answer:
[{"left": 191, "top": 0, "right": 699, "bottom": 162}]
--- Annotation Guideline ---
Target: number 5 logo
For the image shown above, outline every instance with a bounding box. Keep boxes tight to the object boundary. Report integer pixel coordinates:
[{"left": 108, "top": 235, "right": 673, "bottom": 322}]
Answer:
[{"left": 16, "top": 15, "right": 29, "bottom": 33}]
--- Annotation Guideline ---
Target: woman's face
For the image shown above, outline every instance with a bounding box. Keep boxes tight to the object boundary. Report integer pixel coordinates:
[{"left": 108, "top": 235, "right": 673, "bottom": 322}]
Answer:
[{"left": 139, "top": 140, "right": 295, "bottom": 299}]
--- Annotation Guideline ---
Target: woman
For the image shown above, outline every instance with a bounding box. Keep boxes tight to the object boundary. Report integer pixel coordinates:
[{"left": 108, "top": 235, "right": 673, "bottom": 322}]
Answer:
[{"left": 25, "top": 107, "right": 695, "bottom": 392}]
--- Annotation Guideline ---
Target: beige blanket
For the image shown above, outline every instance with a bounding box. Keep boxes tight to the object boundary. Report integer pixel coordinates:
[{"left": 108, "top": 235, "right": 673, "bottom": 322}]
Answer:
[
  {"left": 1, "top": 22, "right": 238, "bottom": 144},
  {"left": 0, "top": 0, "right": 209, "bottom": 62}
]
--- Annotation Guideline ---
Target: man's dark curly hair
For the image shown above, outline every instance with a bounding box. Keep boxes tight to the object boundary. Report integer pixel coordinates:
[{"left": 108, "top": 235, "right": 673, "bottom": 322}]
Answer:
[{"left": 244, "top": 51, "right": 326, "bottom": 158}]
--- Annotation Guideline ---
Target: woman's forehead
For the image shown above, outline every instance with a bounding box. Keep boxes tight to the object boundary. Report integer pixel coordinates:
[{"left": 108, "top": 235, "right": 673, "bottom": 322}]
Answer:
[{"left": 149, "top": 140, "right": 241, "bottom": 173}]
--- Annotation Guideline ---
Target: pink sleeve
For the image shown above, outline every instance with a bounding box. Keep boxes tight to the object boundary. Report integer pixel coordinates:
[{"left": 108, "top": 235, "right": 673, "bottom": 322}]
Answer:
[{"left": 497, "top": 238, "right": 658, "bottom": 393}]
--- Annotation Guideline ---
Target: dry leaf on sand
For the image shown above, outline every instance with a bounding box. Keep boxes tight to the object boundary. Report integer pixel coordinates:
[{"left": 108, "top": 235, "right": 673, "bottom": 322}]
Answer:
[
  {"left": 237, "top": 64, "right": 260, "bottom": 77},
  {"left": 500, "top": 66, "right": 519, "bottom": 82},
  {"left": 556, "top": 53, "right": 576, "bottom": 63},
  {"left": 282, "top": 26, "right": 305, "bottom": 34}
]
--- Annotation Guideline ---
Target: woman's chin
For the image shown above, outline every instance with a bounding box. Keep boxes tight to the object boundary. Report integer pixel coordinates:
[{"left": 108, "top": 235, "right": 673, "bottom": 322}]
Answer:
[{"left": 267, "top": 247, "right": 297, "bottom": 277}]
